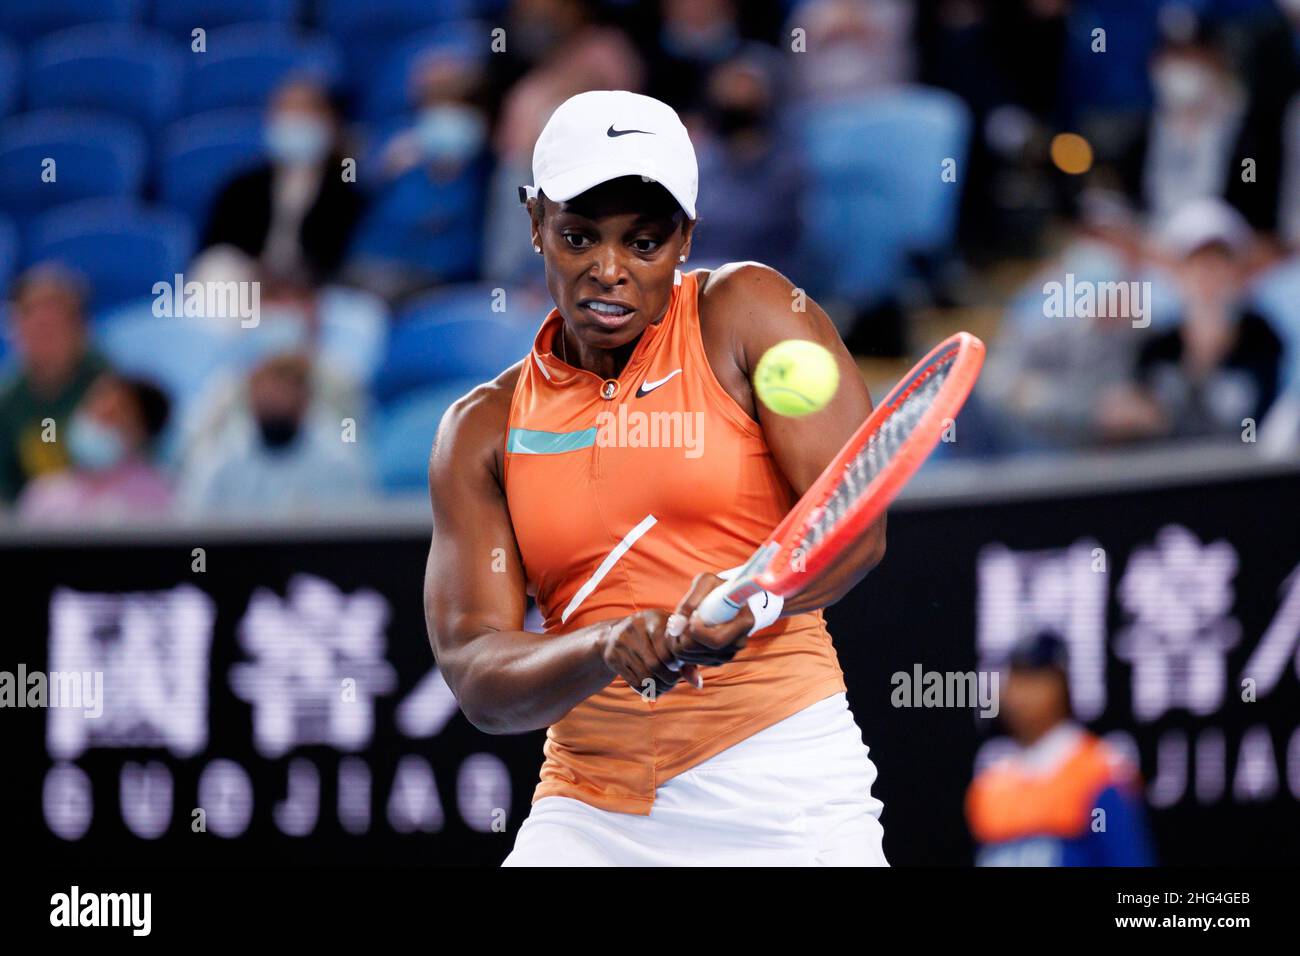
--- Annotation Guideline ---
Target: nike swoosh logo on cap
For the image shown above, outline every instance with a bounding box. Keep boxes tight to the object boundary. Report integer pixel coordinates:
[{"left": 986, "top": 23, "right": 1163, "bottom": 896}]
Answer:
[
  {"left": 607, "top": 125, "right": 653, "bottom": 137},
  {"left": 635, "top": 368, "right": 682, "bottom": 397}
]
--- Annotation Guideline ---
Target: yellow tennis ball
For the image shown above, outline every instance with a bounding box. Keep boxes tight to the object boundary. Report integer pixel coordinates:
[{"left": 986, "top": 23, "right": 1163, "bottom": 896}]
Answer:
[{"left": 754, "top": 339, "right": 840, "bottom": 417}]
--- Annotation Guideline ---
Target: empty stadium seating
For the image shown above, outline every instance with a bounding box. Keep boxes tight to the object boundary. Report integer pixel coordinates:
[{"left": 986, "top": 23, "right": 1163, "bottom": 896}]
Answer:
[
  {"left": 151, "top": 0, "right": 301, "bottom": 39},
  {"left": 184, "top": 25, "right": 341, "bottom": 114},
  {"left": 0, "top": 0, "right": 142, "bottom": 43},
  {"left": 376, "top": 378, "right": 483, "bottom": 492},
  {"left": 0, "top": 111, "right": 146, "bottom": 222},
  {"left": 318, "top": 0, "right": 478, "bottom": 93},
  {"left": 800, "top": 86, "right": 971, "bottom": 305},
  {"left": 359, "top": 21, "right": 487, "bottom": 122},
  {"left": 26, "top": 198, "right": 194, "bottom": 309},
  {"left": 372, "top": 292, "right": 536, "bottom": 404},
  {"left": 26, "top": 25, "right": 183, "bottom": 132}
]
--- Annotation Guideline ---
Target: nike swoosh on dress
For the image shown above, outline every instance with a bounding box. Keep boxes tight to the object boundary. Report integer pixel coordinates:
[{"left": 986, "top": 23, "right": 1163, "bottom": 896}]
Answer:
[{"left": 635, "top": 368, "right": 683, "bottom": 397}]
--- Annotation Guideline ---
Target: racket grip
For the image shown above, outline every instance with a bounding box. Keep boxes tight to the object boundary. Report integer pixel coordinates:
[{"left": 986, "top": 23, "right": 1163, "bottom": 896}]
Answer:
[{"left": 696, "top": 583, "right": 743, "bottom": 626}]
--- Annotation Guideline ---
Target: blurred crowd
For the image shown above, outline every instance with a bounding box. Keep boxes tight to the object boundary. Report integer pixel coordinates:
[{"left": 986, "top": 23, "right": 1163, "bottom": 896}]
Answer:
[{"left": 1, "top": 0, "right": 1299, "bottom": 525}]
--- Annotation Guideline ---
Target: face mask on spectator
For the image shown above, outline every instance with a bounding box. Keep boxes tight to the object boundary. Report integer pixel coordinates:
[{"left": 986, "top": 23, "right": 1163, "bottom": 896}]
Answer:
[
  {"left": 257, "top": 414, "right": 301, "bottom": 451},
  {"left": 1153, "top": 61, "right": 1212, "bottom": 110},
  {"left": 69, "top": 414, "right": 126, "bottom": 471},
  {"left": 266, "top": 115, "right": 331, "bottom": 165},
  {"left": 415, "top": 105, "right": 487, "bottom": 164}
]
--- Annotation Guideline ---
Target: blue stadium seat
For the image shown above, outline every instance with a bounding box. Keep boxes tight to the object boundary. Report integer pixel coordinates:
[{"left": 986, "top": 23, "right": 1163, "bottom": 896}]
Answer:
[
  {"left": 316, "top": 285, "right": 391, "bottom": 385},
  {"left": 0, "top": 214, "right": 17, "bottom": 295},
  {"left": 373, "top": 297, "right": 534, "bottom": 403},
  {"left": 800, "top": 86, "right": 971, "bottom": 304},
  {"left": 26, "top": 25, "right": 184, "bottom": 132},
  {"left": 347, "top": 158, "right": 488, "bottom": 286},
  {"left": 27, "top": 199, "right": 195, "bottom": 310},
  {"left": 360, "top": 21, "right": 487, "bottom": 122},
  {"left": 159, "top": 109, "right": 266, "bottom": 229},
  {"left": 376, "top": 378, "right": 482, "bottom": 492},
  {"left": 0, "top": 34, "right": 19, "bottom": 117},
  {"left": 0, "top": 111, "right": 147, "bottom": 223},
  {"left": 185, "top": 26, "right": 342, "bottom": 114},
  {"left": 0, "top": 0, "right": 142, "bottom": 43},
  {"left": 319, "top": 0, "right": 477, "bottom": 89},
  {"left": 394, "top": 284, "right": 488, "bottom": 323},
  {"left": 151, "top": 0, "right": 300, "bottom": 37}
]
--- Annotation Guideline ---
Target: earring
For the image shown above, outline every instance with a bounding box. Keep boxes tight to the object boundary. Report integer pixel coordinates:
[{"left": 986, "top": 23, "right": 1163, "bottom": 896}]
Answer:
[
  {"left": 533, "top": 244, "right": 542, "bottom": 254},
  {"left": 678, "top": 254, "right": 686, "bottom": 262}
]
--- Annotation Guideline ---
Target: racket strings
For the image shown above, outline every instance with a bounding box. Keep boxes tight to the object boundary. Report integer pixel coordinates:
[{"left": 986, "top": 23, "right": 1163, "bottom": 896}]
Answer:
[{"left": 800, "top": 357, "right": 954, "bottom": 553}]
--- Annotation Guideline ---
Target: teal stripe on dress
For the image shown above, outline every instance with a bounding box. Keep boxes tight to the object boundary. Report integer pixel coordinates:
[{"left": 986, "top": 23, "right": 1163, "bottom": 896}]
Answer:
[{"left": 507, "top": 426, "right": 598, "bottom": 454}]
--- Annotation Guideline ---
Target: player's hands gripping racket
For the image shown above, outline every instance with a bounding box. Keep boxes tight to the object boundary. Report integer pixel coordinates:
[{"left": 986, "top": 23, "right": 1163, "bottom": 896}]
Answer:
[{"left": 675, "top": 331, "right": 985, "bottom": 635}]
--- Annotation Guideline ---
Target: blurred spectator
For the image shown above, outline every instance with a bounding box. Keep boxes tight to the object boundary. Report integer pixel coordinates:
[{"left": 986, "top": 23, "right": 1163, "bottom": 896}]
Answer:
[
  {"left": 1225, "top": 0, "right": 1300, "bottom": 238},
  {"left": 1124, "top": 198, "right": 1283, "bottom": 441},
  {"left": 178, "top": 352, "right": 371, "bottom": 517},
  {"left": 966, "top": 634, "right": 1155, "bottom": 867},
  {"left": 194, "top": 78, "right": 364, "bottom": 287},
  {"left": 17, "top": 374, "right": 171, "bottom": 524},
  {"left": 177, "top": 277, "right": 370, "bottom": 461},
  {"left": 979, "top": 196, "right": 1157, "bottom": 450},
  {"left": 1124, "top": 15, "right": 1246, "bottom": 226},
  {"left": 0, "top": 264, "right": 108, "bottom": 503},
  {"left": 690, "top": 47, "right": 804, "bottom": 277},
  {"left": 645, "top": 0, "right": 743, "bottom": 111},
  {"left": 783, "top": 0, "right": 915, "bottom": 103},
  {"left": 491, "top": 2, "right": 644, "bottom": 168},
  {"left": 483, "top": 0, "right": 644, "bottom": 284},
  {"left": 918, "top": 1, "right": 1007, "bottom": 116},
  {"left": 918, "top": 2, "right": 1048, "bottom": 257},
  {"left": 482, "top": 0, "right": 599, "bottom": 111},
  {"left": 345, "top": 51, "right": 492, "bottom": 301}
]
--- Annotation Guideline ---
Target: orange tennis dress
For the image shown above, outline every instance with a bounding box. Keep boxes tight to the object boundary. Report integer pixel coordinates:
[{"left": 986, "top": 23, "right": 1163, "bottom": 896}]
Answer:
[{"left": 502, "top": 269, "right": 847, "bottom": 814}]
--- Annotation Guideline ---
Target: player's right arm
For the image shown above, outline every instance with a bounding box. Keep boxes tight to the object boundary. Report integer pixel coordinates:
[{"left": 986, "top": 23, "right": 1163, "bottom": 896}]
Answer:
[{"left": 423, "top": 370, "right": 684, "bottom": 734}]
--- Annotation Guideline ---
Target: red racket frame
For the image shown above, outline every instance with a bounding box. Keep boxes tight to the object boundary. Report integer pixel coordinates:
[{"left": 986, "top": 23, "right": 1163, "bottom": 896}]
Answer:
[{"left": 699, "top": 332, "right": 985, "bottom": 622}]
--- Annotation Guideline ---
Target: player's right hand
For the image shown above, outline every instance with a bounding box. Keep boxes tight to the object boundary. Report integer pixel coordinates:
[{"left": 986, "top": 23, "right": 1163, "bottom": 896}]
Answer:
[{"left": 600, "top": 610, "right": 694, "bottom": 698}]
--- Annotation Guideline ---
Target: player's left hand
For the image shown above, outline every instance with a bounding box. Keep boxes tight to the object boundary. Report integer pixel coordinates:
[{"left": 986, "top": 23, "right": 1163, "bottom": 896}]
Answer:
[{"left": 665, "top": 572, "right": 755, "bottom": 674}]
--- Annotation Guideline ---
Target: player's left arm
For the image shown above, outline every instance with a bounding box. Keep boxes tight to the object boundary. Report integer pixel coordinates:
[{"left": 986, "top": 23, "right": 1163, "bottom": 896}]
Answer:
[{"left": 689, "top": 262, "right": 886, "bottom": 621}]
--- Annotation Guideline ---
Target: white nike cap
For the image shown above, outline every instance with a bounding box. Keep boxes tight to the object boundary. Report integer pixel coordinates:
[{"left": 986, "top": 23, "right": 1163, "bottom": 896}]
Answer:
[
  {"left": 1159, "top": 196, "right": 1251, "bottom": 259},
  {"left": 521, "top": 90, "right": 698, "bottom": 220}
]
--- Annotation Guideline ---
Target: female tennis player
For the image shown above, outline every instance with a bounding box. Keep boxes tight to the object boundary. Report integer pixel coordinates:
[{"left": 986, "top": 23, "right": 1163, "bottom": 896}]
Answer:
[{"left": 424, "top": 90, "right": 888, "bottom": 865}]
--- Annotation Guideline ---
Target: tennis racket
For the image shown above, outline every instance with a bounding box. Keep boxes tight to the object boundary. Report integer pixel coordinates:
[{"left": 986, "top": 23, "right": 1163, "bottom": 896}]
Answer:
[{"left": 694, "top": 331, "right": 985, "bottom": 626}]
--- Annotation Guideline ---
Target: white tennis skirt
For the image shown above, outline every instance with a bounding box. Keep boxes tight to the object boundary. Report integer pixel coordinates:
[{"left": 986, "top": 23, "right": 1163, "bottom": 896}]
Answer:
[{"left": 503, "top": 692, "right": 888, "bottom": 866}]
